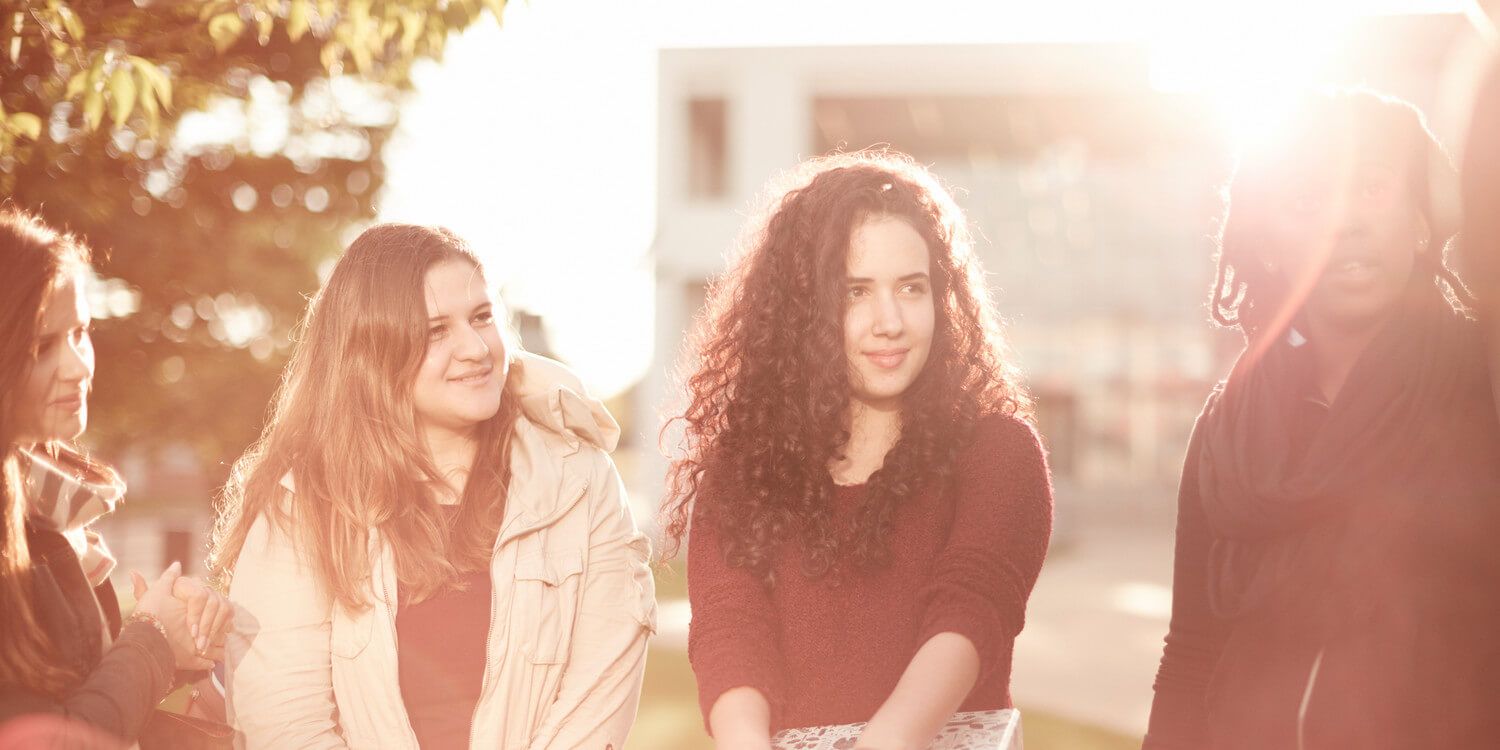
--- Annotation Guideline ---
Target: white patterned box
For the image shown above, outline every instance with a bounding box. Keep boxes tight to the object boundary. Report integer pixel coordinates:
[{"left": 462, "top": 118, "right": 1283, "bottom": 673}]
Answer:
[{"left": 771, "top": 709, "right": 1022, "bottom": 750}]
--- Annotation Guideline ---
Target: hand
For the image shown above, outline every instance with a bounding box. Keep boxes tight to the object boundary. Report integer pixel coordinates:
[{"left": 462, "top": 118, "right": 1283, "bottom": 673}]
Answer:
[
  {"left": 131, "top": 562, "right": 213, "bottom": 671},
  {"left": 172, "top": 575, "right": 232, "bottom": 658}
]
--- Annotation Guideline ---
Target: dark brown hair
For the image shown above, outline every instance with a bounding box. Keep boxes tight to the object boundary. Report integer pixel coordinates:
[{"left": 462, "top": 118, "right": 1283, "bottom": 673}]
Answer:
[
  {"left": 1210, "top": 88, "right": 1472, "bottom": 339},
  {"left": 0, "top": 207, "right": 93, "bottom": 695},
  {"left": 661, "top": 151, "right": 1032, "bottom": 586}
]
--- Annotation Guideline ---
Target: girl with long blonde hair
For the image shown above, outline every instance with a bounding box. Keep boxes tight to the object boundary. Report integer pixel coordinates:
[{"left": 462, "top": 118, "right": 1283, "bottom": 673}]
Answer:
[{"left": 213, "top": 223, "right": 656, "bottom": 749}]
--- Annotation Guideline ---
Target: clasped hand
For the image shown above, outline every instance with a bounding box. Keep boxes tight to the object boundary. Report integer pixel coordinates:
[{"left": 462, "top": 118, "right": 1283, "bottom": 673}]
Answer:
[{"left": 131, "top": 561, "right": 233, "bottom": 671}]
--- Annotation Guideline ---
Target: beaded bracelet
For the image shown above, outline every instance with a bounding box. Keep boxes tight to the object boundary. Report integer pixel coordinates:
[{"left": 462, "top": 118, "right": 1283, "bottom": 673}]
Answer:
[{"left": 125, "top": 610, "right": 170, "bottom": 643}]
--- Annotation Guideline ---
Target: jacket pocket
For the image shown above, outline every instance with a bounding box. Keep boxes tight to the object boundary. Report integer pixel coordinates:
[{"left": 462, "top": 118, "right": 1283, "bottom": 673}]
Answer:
[{"left": 513, "top": 549, "right": 584, "bottom": 664}]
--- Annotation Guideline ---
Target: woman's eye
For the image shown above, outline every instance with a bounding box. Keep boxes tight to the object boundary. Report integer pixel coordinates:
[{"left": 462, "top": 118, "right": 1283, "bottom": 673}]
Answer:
[
  {"left": 846, "top": 286, "right": 868, "bottom": 300},
  {"left": 428, "top": 325, "right": 447, "bottom": 340},
  {"left": 474, "top": 310, "right": 495, "bottom": 326},
  {"left": 901, "top": 283, "right": 928, "bottom": 295},
  {"left": 70, "top": 325, "right": 91, "bottom": 345}
]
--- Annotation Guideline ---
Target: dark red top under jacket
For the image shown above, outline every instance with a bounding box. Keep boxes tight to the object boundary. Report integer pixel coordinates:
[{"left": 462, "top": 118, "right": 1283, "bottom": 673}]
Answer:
[
  {"left": 686, "top": 413, "right": 1055, "bottom": 733},
  {"left": 396, "top": 507, "right": 493, "bottom": 750}
]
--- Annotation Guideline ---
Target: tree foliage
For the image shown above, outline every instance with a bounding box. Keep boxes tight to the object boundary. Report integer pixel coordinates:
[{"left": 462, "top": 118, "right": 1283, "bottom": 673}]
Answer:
[{"left": 1, "top": 1, "right": 507, "bottom": 506}]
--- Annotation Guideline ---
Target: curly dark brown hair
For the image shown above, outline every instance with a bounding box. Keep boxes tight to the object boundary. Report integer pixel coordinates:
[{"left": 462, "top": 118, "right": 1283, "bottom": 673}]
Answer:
[
  {"left": 1211, "top": 88, "right": 1474, "bottom": 339},
  {"left": 660, "top": 150, "right": 1032, "bottom": 586}
]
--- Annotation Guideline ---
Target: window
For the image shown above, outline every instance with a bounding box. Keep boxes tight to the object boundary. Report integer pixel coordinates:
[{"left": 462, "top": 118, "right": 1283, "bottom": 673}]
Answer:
[{"left": 687, "top": 98, "right": 728, "bottom": 199}]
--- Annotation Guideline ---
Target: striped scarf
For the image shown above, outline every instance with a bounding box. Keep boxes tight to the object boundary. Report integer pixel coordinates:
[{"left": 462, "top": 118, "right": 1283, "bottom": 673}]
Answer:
[{"left": 19, "top": 447, "right": 125, "bottom": 587}]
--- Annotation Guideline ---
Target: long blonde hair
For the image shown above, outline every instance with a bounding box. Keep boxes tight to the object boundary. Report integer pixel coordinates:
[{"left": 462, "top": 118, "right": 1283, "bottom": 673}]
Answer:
[{"left": 209, "top": 224, "right": 518, "bottom": 610}]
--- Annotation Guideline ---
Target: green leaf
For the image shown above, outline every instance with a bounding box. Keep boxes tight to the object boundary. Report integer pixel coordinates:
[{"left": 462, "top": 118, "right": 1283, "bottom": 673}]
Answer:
[
  {"left": 199, "top": 1, "right": 234, "bottom": 22},
  {"left": 139, "top": 78, "right": 159, "bottom": 138},
  {"left": 484, "top": 0, "right": 506, "bottom": 22},
  {"left": 65, "top": 69, "right": 88, "bottom": 99},
  {"left": 287, "top": 0, "right": 309, "bottom": 42},
  {"left": 108, "top": 65, "right": 136, "bottom": 128},
  {"left": 350, "top": 40, "right": 372, "bottom": 73},
  {"left": 129, "top": 56, "right": 172, "bottom": 111},
  {"left": 334, "top": 26, "right": 371, "bottom": 73},
  {"left": 350, "top": 0, "right": 371, "bottom": 29},
  {"left": 82, "top": 88, "right": 103, "bottom": 130},
  {"left": 399, "top": 11, "right": 422, "bottom": 57},
  {"left": 208, "top": 13, "right": 245, "bottom": 53},
  {"left": 56, "top": 5, "right": 85, "bottom": 41},
  {"left": 319, "top": 40, "right": 343, "bottom": 72},
  {"left": 9, "top": 112, "right": 42, "bottom": 140},
  {"left": 454, "top": 0, "right": 478, "bottom": 25},
  {"left": 81, "top": 52, "right": 105, "bottom": 129}
]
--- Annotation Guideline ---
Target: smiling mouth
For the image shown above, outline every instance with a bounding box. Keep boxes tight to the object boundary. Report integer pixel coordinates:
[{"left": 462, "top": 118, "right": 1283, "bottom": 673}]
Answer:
[{"left": 449, "top": 369, "right": 493, "bottom": 384}]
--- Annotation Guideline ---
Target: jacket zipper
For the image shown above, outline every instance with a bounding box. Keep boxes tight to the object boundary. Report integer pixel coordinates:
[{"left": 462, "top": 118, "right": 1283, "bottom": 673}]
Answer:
[
  {"left": 469, "top": 549, "right": 503, "bottom": 749},
  {"left": 469, "top": 479, "right": 590, "bottom": 749}
]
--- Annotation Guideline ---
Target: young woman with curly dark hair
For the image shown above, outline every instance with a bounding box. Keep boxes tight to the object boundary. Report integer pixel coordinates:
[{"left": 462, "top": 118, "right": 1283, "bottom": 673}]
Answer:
[
  {"left": 1145, "top": 90, "right": 1500, "bottom": 749},
  {"left": 661, "top": 151, "right": 1054, "bottom": 749}
]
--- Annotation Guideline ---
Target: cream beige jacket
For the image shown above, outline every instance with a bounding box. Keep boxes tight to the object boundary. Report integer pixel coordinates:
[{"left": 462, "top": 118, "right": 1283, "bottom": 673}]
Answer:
[{"left": 225, "top": 354, "right": 657, "bottom": 750}]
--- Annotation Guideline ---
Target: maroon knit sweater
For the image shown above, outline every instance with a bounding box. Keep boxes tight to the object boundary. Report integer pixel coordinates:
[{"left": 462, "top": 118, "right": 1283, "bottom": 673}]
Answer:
[{"left": 686, "top": 414, "right": 1054, "bottom": 733}]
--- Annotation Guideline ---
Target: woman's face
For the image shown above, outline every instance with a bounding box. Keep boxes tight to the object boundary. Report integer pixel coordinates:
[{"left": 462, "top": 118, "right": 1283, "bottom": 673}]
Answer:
[
  {"left": 843, "top": 215, "right": 936, "bottom": 411},
  {"left": 411, "top": 259, "right": 509, "bottom": 439},
  {"left": 1257, "top": 148, "right": 1431, "bottom": 333},
  {"left": 17, "top": 272, "right": 95, "bottom": 443}
]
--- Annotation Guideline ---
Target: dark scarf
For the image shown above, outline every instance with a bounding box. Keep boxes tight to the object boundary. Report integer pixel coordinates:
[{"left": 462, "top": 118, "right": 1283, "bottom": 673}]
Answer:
[{"left": 1198, "top": 281, "right": 1495, "bottom": 620}]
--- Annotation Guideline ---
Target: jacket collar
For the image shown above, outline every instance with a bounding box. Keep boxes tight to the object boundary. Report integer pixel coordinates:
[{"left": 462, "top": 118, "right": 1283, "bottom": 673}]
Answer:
[
  {"left": 509, "top": 352, "right": 619, "bottom": 454},
  {"left": 495, "top": 353, "right": 616, "bottom": 542}
]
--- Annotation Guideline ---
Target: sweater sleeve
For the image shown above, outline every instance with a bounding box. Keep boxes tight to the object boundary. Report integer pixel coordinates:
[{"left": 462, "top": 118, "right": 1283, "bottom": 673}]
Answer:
[
  {"left": 685, "top": 478, "right": 788, "bottom": 733},
  {"left": 1143, "top": 393, "right": 1233, "bottom": 749},
  {"left": 913, "top": 414, "right": 1055, "bottom": 681},
  {"left": 0, "top": 620, "right": 176, "bottom": 747}
]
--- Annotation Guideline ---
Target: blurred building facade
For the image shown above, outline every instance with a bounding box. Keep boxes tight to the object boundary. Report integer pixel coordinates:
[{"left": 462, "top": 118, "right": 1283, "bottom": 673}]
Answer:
[{"left": 641, "top": 16, "right": 1466, "bottom": 513}]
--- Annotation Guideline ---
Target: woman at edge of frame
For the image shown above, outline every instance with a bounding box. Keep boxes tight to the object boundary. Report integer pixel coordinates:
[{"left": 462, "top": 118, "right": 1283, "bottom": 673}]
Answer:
[
  {"left": 0, "top": 207, "right": 233, "bottom": 749},
  {"left": 1145, "top": 89, "right": 1500, "bottom": 749}
]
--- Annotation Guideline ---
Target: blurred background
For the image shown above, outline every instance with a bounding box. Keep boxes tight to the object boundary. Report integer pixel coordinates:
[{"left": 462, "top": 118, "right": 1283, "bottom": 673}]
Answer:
[{"left": 2, "top": 1, "right": 1495, "bottom": 747}]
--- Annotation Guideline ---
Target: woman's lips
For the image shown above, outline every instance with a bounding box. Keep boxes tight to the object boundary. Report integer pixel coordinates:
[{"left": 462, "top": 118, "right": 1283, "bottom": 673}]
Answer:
[
  {"left": 1328, "top": 258, "right": 1379, "bottom": 284},
  {"left": 49, "top": 392, "right": 84, "bottom": 410},
  {"left": 864, "top": 349, "right": 909, "bottom": 370},
  {"left": 449, "top": 368, "right": 493, "bottom": 386}
]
